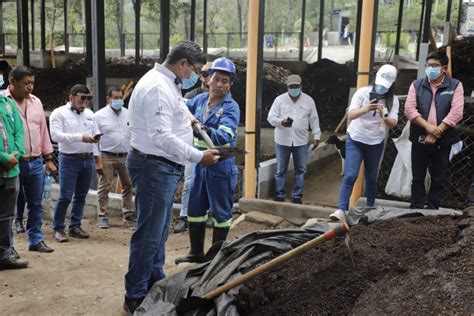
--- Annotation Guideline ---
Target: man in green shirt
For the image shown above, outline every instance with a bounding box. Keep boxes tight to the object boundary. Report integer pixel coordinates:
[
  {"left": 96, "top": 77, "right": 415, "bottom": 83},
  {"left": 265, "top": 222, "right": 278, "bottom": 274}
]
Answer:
[{"left": 0, "top": 94, "right": 28, "bottom": 270}]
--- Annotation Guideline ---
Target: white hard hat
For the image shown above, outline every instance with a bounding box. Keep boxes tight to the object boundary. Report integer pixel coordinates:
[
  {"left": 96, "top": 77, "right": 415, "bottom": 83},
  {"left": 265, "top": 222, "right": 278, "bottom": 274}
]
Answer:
[{"left": 375, "top": 64, "right": 397, "bottom": 89}]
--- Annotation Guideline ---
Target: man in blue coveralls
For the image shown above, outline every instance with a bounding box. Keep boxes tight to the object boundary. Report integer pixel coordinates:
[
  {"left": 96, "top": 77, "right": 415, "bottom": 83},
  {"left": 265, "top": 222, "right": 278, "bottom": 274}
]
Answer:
[{"left": 175, "top": 57, "right": 240, "bottom": 264}]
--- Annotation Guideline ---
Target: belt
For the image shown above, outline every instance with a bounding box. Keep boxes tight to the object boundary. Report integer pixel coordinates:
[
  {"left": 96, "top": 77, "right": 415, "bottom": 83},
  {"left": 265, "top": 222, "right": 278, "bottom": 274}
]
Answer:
[
  {"left": 101, "top": 151, "right": 128, "bottom": 157},
  {"left": 20, "top": 156, "right": 41, "bottom": 162},
  {"left": 62, "top": 152, "right": 94, "bottom": 159},
  {"left": 131, "top": 148, "right": 183, "bottom": 170}
]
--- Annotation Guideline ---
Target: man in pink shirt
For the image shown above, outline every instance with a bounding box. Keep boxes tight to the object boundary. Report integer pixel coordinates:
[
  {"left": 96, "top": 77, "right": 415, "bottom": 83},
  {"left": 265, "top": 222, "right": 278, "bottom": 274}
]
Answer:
[
  {"left": 5, "top": 66, "right": 57, "bottom": 253},
  {"left": 404, "top": 50, "right": 464, "bottom": 209}
]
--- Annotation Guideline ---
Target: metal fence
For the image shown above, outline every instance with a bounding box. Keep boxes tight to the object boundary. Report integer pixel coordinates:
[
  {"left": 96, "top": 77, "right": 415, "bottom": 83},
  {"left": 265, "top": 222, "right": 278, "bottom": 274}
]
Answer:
[{"left": 377, "top": 97, "right": 474, "bottom": 209}]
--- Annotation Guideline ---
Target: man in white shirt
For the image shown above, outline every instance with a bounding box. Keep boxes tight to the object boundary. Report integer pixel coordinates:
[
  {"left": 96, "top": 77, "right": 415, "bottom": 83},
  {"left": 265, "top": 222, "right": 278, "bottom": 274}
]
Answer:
[
  {"left": 94, "top": 87, "right": 135, "bottom": 229},
  {"left": 123, "top": 40, "right": 220, "bottom": 314},
  {"left": 49, "top": 84, "right": 100, "bottom": 243},
  {"left": 267, "top": 74, "right": 320, "bottom": 204}
]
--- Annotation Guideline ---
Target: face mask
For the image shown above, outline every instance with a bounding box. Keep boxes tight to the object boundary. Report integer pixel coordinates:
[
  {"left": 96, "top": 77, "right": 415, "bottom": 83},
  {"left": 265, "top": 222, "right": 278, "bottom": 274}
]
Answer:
[
  {"left": 374, "top": 84, "right": 389, "bottom": 95},
  {"left": 111, "top": 99, "right": 124, "bottom": 110},
  {"left": 425, "top": 67, "right": 442, "bottom": 81},
  {"left": 182, "top": 71, "right": 199, "bottom": 89},
  {"left": 0, "top": 76, "right": 4, "bottom": 88},
  {"left": 288, "top": 88, "right": 301, "bottom": 97}
]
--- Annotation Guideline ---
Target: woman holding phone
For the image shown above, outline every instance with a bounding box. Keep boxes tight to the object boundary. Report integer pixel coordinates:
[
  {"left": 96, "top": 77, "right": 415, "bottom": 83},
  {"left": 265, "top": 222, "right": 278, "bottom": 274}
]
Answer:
[{"left": 330, "top": 64, "right": 399, "bottom": 221}]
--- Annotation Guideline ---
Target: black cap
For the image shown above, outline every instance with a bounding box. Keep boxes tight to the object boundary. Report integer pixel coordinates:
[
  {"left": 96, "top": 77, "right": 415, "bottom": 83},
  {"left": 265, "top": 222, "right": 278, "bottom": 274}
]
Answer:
[{"left": 70, "top": 84, "right": 90, "bottom": 96}]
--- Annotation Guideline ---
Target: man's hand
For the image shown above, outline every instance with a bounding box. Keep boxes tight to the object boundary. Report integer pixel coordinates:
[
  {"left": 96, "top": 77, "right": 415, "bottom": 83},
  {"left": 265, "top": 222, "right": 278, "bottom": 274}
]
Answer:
[
  {"left": 3, "top": 153, "right": 18, "bottom": 170},
  {"left": 424, "top": 123, "right": 437, "bottom": 135},
  {"left": 311, "top": 139, "right": 320, "bottom": 150},
  {"left": 432, "top": 126, "right": 444, "bottom": 139},
  {"left": 425, "top": 133, "right": 437, "bottom": 145},
  {"left": 95, "top": 157, "right": 104, "bottom": 176},
  {"left": 281, "top": 118, "right": 292, "bottom": 127},
  {"left": 45, "top": 160, "right": 57, "bottom": 175},
  {"left": 82, "top": 134, "right": 99, "bottom": 143},
  {"left": 200, "top": 149, "right": 220, "bottom": 165}
]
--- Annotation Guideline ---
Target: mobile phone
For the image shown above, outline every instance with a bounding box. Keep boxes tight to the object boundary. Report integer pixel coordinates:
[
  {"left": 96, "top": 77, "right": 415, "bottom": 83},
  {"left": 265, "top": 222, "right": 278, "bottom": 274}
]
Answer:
[
  {"left": 418, "top": 135, "right": 426, "bottom": 144},
  {"left": 94, "top": 133, "right": 103, "bottom": 140},
  {"left": 287, "top": 117, "right": 293, "bottom": 126}
]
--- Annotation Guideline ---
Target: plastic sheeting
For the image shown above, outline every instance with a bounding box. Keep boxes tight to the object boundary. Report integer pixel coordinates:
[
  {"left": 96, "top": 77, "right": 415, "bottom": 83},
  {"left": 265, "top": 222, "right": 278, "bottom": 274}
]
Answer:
[{"left": 136, "top": 208, "right": 463, "bottom": 316}]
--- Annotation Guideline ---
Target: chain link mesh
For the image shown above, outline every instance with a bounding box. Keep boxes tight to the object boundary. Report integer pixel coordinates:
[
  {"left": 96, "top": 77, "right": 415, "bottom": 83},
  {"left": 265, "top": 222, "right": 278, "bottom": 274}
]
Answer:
[{"left": 377, "top": 97, "right": 474, "bottom": 209}]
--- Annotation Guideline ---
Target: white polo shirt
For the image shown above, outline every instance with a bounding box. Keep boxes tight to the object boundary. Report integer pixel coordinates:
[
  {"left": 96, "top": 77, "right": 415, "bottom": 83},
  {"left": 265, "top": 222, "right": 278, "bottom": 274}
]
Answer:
[
  {"left": 267, "top": 92, "right": 321, "bottom": 147},
  {"left": 347, "top": 86, "right": 399, "bottom": 145},
  {"left": 49, "top": 102, "right": 99, "bottom": 154},
  {"left": 94, "top": 105, "right": 131, "bottom": 154},
  {"left": 128, "top": 63, "right": 203, "bottom": 165}
]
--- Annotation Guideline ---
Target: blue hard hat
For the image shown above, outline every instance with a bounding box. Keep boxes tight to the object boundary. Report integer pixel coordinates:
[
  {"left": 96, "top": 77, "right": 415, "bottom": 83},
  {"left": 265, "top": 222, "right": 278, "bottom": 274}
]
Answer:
[{"left": 209, "top": 57, "right": 237, "bottom": 81}]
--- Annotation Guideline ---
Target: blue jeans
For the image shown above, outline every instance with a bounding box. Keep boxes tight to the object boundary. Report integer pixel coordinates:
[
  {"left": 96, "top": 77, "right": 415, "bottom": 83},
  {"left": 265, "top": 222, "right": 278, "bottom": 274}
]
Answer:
[
  {"left": 125, "top": 151, "right": 182, "bottom": 299},
  {"left": 275, "top": 144, "right": 308, "bottom": 199},
  {"left": 53, "top": 153, "right": 94, "bottom": 231},
  {"left": 337, "top": 136, "right": 384, "bottom": 211},
  {"left": 15, "top": 189, "right": 26, "bottom": 221},
  {"left": 19, "top": 158, "right": 45, "bottom": 246},
  {"left": 179, "top": 162, "right": 196, "bottom": 217}
]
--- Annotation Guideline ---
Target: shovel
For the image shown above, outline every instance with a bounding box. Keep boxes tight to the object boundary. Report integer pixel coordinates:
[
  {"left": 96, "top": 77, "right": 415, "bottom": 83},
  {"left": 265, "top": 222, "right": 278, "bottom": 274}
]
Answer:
[
  {"left": 192, "top": 122, "right": 244, "bottom": 157},
  {"left": 175, "top": 223, "right": 349, "bottom": 314}
]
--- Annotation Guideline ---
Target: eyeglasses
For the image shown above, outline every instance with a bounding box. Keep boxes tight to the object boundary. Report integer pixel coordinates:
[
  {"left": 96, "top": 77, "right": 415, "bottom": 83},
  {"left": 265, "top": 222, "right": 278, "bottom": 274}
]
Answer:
[
  {"left": 187, "top": 60, "right": 200, "bottom": 74},
  {"left": 76, "top": 95, "right": 93, "bottom": 101}
]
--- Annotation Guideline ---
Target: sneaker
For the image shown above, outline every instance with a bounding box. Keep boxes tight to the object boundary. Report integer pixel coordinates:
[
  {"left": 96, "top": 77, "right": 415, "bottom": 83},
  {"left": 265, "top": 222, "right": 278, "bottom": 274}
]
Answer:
[
  {"left": 29, "top": 241, "right": 54, "bottom": 253},
  {"left": 329, "top": 209, "right": 346, "bottom": 222},
  {"left": 292, "top": 197, "right": 303, "bottom": 204},
  {"left": 124, "top": 213, "right": 138, "bottom": 223},
  {"left": 69, "top": 226, "right": 89, "bottom": 239},
  {"left": 98, "top": 217, "right": 110, "bottom": 229},
  {"left": 173, "top": 217, "right": 188, "bottom": 233}
]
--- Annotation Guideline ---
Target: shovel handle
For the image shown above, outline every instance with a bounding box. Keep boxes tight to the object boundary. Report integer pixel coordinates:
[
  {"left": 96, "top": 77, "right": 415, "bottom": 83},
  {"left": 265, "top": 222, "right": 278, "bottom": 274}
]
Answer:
[
  {"left": 202, "top": 223, "right": 349, "bottom": 300},
  {"left": 193, "top": 122, "right": 215, "bottom": 149}
]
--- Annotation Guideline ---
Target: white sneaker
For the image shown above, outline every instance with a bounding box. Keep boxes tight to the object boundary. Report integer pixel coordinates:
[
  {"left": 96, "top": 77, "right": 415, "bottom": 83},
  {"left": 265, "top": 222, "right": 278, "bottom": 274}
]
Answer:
[{"left": 329, "top": 209, "right": 346, "bottom": 222}]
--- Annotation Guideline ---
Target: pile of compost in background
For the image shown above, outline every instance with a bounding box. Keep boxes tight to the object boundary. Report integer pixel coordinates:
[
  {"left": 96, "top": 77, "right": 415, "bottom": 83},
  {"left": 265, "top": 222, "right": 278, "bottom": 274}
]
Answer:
[
  {"left": 237, "top": 215, "right": 473, "bottom": 315},
  {"left": 443, "top": 36, "right": 474, "bottom": 94}
]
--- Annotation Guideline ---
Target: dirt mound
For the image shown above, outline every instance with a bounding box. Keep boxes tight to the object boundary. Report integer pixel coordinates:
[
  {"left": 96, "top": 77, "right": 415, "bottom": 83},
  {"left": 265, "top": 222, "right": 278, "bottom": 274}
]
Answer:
[
  {"left": 445, "top": 37, "right": 474, "bottom": 95},
  {"left": 237, "top": 215, "right": 474, "bottom": 315},
  {"left": 302, "top": 58, "right": 356, "bottom": 132}
]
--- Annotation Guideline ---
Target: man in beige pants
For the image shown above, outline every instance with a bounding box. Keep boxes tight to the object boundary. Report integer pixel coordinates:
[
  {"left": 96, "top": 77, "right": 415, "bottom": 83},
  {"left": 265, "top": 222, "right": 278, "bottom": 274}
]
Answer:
[{"left": 94, "top": 87, "right": 135, "bottom": 229}]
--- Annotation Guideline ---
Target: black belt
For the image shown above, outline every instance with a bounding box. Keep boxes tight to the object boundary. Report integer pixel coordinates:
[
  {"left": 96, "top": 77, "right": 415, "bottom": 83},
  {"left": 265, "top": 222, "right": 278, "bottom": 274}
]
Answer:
[
  {"left": 62, "top": 152, "right": 94, "bottom": 159},
  {"left": 20, "top": 156, "right": 41, "bottom": 162},
  {"left": 131, "top": 148, "right": 183, "bottom": 170},
  {"left": 101, "top": 151, "right": 128, "bottom": 157}
]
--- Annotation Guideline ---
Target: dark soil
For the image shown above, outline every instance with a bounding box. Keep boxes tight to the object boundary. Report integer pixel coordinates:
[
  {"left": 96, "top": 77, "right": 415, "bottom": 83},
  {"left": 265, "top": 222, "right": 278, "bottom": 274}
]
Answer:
[{"left": 237, "top": 215, "right": 474, "bottom": 315}]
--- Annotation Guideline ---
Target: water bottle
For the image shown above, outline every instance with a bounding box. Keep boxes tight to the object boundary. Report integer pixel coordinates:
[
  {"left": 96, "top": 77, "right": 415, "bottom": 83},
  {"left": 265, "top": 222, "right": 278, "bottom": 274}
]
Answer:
[{"left": 43, "top": 173, "right": 52, "bottom": 200}]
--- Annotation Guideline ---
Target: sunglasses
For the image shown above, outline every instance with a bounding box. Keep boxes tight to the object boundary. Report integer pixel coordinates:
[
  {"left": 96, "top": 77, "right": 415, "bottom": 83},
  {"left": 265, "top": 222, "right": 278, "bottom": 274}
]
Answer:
[{"left": 76, "top": 95, "right": 93, "bottom": 101}]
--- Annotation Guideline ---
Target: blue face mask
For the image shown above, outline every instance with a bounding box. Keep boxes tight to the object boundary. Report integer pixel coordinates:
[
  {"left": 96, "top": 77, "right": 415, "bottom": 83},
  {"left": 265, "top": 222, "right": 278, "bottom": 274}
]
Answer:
[
  {"left": 374, "top": 84, "right": 389, "bottom": 95},
  {"left": 182, "top": 71, "right": 199, "bottom": 89},
  {"left": 111, "top": 99, "right": 124, "bottom": 110},
  {"left": 425, "top": 67, "right": 442, "bottom": 81},
  {"left": 288, "top": 88, "right": 301, "bottom": 97}
]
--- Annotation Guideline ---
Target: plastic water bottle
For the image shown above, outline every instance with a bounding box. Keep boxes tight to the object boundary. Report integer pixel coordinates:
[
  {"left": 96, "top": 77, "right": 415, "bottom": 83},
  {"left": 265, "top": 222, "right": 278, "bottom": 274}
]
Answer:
[{"left": 44, "top": 173, "right": 52, "bottom": 200}]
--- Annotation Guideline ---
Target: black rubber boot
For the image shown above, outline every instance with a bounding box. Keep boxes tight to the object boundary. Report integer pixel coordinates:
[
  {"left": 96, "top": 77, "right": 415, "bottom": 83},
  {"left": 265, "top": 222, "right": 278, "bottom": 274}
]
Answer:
[
  {"left": 175, "top": 222, "right": 206, "bottom": 265},
  {"left": 212, "top": 226, "right": 229, "bottom": 245}
]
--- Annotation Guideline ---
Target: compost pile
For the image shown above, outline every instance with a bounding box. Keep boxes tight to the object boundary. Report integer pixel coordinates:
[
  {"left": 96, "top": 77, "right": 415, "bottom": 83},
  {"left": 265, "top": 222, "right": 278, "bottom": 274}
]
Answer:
[
  {"left": 301, "top": 58, "right": 356, "bottom": 131},
  {"left": 444, "top": 36, "right": 474, "bottom": 95},
  {"left": 237, "top": 215, "right": 473, "bottom": 315}
]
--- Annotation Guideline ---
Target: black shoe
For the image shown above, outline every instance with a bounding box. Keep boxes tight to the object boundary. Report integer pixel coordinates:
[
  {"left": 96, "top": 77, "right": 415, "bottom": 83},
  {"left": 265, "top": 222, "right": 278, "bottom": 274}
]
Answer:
[
  {"left": 0, "top": 255, "right": 28, "bottom": 270},
  {"left": 15, "top": 220, "right": 26, "bottom": 233},
  {"left": 274, "top": 196, "right": 284, "bottom": 202},
  {"left": 175, "top": 222, "right": 206, "bottom": 265},
  {"left": 54, "top": 229, "right": 69, "bottom": 243},
  {"left": 29, "top": 241, "right": 54, "bottom": 253},
  {"left": 123, "top": 296, "right": 144, "bottom": 315},
  {"left": 69, "top": 226, "right": 89, "bottom": 239},
  {"left": 11, "top": 247, "right": 20, "bottom": 259},
  {"left": 124, "top": 213, "right": 138, "bottom": 223},
  {"left": 173, "top": 217, "right": 188, "bottom": 233},
  {"left": 292, "top": 197, "right": 303, "bottom": 204}
]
